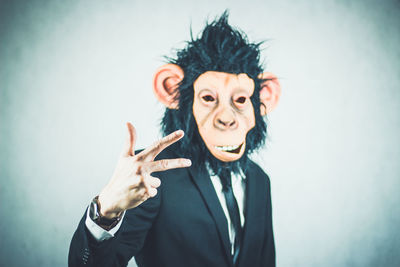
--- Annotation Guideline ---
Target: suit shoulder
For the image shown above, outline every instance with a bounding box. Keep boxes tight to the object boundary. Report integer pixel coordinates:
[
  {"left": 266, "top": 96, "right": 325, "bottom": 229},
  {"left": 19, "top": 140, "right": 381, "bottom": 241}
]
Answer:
[{"left": 247, "top": 160, "right": 271, "bottom": 185}]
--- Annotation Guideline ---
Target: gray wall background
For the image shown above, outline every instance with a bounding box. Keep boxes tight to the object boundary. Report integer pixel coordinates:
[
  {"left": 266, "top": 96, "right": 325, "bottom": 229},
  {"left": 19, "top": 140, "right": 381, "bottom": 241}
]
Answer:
[{"left": 1, "top": 0, "right": 399, "bottom": 266}]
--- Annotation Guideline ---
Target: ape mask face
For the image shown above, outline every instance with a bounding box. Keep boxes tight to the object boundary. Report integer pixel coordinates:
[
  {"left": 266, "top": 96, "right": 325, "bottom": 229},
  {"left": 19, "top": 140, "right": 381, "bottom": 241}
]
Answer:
[
  {"left": 193, "top": 71, "right": 256, "bottom": 162},
  {"left": 152, "top": 12, "right": 281, "bottom": 174}
]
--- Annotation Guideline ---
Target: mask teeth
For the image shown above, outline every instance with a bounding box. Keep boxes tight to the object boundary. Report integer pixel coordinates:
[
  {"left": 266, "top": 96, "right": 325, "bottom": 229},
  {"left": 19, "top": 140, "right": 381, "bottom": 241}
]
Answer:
[{"left": 215, "top": 144, "right": 240, "bottom": 151}]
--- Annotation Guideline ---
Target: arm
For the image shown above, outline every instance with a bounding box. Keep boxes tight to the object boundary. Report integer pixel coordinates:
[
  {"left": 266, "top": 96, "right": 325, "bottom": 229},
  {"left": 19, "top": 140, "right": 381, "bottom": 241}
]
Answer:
[
  {"left": 68, "top": 123, "right": 191, "bottom": 267},
  {"left": 69, "top": 193, "right": 160, "bottom": 267}
]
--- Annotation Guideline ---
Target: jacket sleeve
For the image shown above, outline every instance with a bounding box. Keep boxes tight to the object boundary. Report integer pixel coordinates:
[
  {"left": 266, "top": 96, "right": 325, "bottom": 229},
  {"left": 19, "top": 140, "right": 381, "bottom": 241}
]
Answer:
[
  {"left": 68, "top": 191, "right": 161, "bottom": 267},
  {"left": 261, "top": 174, "right": 276, "bottom": 267}
]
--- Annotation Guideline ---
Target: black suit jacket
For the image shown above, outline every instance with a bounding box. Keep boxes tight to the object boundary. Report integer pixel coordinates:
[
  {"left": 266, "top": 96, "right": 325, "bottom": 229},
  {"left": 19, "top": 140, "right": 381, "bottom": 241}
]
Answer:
[{"left": 69, "top": 147, "right": 275, "bottom": 267}]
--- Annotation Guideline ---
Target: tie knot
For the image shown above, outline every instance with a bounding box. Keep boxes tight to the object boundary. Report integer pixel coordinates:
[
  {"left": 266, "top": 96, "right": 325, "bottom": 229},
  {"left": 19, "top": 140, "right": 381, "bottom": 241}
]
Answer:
[{"left": 219, "top": 169, "right": 232, "bottom": 192}]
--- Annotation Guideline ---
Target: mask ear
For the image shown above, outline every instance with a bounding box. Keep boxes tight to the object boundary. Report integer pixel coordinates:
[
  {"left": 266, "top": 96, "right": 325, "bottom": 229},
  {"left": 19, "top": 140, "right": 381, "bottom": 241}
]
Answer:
[
  {"left": 153, "top": 64, "right": 184, "bottom": 109},
  {"left": 258, "top": 72, "right": 281, "bottom": 116}
]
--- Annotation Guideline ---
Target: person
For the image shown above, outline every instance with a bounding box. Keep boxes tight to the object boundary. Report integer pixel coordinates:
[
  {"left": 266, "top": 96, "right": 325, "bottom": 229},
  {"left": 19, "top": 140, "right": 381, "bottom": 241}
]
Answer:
[{"left": 69, "top": 12, "right": 281, "bottom": 267}]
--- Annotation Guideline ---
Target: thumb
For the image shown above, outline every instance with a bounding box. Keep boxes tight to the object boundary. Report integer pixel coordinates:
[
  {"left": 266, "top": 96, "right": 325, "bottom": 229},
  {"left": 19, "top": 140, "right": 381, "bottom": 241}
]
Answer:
[{"left": 123, "top": 122, "right": 136, "bottom": 157}]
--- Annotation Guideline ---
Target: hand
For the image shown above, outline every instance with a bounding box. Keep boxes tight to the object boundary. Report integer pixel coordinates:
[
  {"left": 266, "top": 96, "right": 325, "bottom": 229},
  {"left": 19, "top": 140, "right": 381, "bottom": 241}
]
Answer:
[{"left": 98, "top": 122, "right": 191, "bottom": 219}]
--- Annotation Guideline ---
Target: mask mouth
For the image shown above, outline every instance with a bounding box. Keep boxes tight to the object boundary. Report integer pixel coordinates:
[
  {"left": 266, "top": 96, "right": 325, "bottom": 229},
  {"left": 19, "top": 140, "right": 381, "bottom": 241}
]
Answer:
[{"left": 214, "top": 143, "right": 243, "bottom": 154}]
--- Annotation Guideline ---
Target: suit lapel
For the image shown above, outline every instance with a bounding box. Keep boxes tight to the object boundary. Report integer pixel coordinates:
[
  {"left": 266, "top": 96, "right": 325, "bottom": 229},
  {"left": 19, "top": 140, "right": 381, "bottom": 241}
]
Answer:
[
  {"left": 237, "top": 164, "right": 262, "bottom": 265},
  {"left": 188, "top": 165, "right": 233, "bottom": 266}
]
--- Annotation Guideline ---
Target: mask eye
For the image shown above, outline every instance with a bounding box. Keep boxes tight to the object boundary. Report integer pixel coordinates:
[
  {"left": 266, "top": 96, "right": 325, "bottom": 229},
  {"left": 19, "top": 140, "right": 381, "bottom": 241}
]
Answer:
[
  {"left": 235, "top": 96, "right": 246, "bottom": 104},
  {"left": 202, "top": 95, "right": 215, "bottom": 102}
]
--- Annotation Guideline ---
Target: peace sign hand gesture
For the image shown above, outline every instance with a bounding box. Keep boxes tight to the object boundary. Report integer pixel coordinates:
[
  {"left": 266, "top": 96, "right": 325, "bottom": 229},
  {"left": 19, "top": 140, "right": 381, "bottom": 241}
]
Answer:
[{"left": 98, "top": 122, "right": 191, "bottom": 219}]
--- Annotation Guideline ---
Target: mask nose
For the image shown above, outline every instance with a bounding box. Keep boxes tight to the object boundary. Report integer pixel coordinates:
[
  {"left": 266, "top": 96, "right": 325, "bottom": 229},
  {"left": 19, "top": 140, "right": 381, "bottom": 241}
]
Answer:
[{"left": 214, "top": 108, "right": 237, "bottom": 130}]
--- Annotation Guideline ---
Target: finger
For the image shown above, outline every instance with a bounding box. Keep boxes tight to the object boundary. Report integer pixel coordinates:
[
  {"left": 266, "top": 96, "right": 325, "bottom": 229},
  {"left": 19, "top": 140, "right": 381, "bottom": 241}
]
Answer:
[
  {"left": 139, "top": 174, "right": 152, "bottom": 195},
  {"left": 138, "top": 130, "right": 184, "bottom": 160},
  {"left": 147, "top": 187, "right": 158, "bottom": 198},
  {"left": 142, "top": 158, "right": 192, "bottom": 173},
  {"left": 145, "top": 176, "right": 161, "bottom": 188},
  {"left": 123, "top": 122, "right": 136, "bottom": 157}
]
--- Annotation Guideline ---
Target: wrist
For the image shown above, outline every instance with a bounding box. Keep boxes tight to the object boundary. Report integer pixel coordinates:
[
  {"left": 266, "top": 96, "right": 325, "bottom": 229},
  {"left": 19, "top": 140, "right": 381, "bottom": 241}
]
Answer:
[
  {"left": 100, "top": 208, "right": 122, "bottom": 220},
  {"left": 98, "top": 193, "right": 122, "bottom": 219},
  {"left": 89, "top": 196, "right": 122, "bottom": 230}
]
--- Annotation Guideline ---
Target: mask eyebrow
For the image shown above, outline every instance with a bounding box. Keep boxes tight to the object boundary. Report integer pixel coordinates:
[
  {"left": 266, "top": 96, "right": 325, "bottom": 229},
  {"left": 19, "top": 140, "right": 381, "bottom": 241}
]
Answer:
[
  {"left": 232, "top": 87, "right": 254, "bottom": 97},
  {"left": 197, "top": 88, "right": 217, "bottom": 96}
]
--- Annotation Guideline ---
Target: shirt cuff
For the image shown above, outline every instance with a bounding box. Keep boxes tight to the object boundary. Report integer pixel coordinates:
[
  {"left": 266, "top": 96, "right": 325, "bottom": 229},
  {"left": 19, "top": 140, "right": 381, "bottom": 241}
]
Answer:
[{"left": 85, "top": 206, "right": 125, "bottom": 242}]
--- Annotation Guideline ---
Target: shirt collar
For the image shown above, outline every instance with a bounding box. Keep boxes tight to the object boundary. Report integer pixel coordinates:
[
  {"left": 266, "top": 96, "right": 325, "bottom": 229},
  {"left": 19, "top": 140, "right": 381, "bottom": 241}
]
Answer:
[{"left": 205, "top": 162, "right": 247, "bottom": 181}]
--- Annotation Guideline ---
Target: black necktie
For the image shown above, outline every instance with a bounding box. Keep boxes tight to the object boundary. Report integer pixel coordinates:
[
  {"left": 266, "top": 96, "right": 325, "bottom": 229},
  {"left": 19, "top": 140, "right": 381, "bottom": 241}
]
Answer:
[{"left": 219, "top": 169, "right": 242, "bottom": 264}]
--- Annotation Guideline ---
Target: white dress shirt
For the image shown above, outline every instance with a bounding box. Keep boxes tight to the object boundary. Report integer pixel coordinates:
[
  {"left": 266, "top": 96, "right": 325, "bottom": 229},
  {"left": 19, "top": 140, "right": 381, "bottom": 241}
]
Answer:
[{"left": 86, "top": 170, "right": 246, "bottom": 254}]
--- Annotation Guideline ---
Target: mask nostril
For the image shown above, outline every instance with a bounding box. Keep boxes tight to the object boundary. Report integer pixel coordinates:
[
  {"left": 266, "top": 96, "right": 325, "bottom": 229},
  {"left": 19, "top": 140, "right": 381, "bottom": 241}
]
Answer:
[
  {"left": 217, "top": 119, "right": 226, "bottom": 126},
  {"left": 216, "top": 118, "right": 236, "bottom": 128}
]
